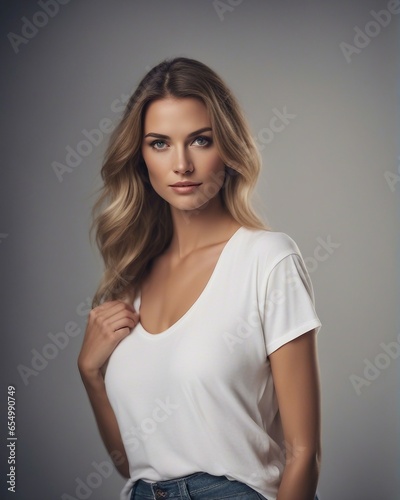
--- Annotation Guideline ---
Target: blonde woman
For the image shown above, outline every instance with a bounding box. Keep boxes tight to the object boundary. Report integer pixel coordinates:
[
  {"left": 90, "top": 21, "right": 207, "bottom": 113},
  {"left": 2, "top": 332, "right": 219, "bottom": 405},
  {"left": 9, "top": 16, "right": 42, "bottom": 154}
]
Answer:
[{"left": 78, "top": 57, "right": 322, "bottom": 500}]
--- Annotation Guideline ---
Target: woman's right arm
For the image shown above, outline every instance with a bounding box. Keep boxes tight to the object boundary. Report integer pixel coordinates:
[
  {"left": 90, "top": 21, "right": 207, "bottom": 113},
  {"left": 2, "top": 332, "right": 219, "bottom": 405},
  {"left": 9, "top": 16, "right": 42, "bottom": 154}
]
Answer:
[{"left": 77, "top": 300, "right": 139, "bottom": 479}]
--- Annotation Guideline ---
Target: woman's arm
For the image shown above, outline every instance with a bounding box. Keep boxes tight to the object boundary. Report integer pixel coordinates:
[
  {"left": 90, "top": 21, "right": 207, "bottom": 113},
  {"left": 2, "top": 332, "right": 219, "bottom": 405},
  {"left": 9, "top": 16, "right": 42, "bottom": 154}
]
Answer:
[
  {"left": 79, "top": 368, "right": 130, "bottom": 478},
  {"left": 269, "top": 328, "right": 321, "bottom": 500},
  {"left": 77, "top": 299, "right": 140, "bottom": 479}
]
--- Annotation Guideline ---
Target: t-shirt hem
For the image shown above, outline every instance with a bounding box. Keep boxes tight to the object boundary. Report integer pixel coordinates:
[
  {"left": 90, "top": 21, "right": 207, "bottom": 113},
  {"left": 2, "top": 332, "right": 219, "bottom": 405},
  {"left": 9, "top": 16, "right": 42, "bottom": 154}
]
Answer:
[{"left": 266, "top": 319, "right": 322, "bottom": 356}]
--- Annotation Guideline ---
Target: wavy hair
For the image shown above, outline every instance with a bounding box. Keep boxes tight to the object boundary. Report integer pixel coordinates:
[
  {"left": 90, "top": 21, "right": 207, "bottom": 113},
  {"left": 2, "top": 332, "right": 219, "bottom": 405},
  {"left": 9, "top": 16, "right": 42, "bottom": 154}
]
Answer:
[{"left": 89, "top": 56, "right": 270, "bottom": 308}]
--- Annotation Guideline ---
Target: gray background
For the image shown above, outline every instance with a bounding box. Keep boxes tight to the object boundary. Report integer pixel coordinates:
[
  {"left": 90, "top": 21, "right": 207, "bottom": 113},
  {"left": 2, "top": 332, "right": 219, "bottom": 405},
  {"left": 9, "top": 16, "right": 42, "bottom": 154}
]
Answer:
[{"left": 1, "top": 1, "right": 398, "bottom": 499}]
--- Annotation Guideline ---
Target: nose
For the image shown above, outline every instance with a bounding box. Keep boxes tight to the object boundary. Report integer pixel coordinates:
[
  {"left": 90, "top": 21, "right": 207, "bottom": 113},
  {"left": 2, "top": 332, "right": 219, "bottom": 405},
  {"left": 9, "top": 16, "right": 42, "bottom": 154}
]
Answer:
[{"left": 173, "top": 144, "right": 193, "bottom": 174}]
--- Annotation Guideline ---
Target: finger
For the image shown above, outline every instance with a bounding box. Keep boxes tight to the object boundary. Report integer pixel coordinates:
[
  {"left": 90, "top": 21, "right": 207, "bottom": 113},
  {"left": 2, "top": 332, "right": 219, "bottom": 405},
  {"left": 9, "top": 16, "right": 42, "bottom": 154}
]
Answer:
[
  {"left": 103, "top": 302, "right": 137, "bottom": 321},
  {"left": 96, "top": 300, "right": 134, "bottom": 316},
  {"left": 113, "top": 326, "right": 134, "bottom": 342},
  {"left": 109, "top": 318, "right": 137, "bottom": 332},
  {"left": 108, "top": 311, "right": 139, "bottom": 332}
]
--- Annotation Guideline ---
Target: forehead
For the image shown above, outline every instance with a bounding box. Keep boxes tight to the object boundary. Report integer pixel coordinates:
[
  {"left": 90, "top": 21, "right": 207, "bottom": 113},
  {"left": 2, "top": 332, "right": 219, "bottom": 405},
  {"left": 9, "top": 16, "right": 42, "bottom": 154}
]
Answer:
[{"left": 143, "top": 97, "right": 210, "bottom": 133}]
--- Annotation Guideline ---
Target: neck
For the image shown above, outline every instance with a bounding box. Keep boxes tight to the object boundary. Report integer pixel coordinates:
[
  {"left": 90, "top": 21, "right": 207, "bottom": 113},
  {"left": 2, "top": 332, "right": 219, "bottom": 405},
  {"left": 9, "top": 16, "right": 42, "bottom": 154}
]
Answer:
[{"left": 167, "top": 194, "right": 238, "bottom": 259}]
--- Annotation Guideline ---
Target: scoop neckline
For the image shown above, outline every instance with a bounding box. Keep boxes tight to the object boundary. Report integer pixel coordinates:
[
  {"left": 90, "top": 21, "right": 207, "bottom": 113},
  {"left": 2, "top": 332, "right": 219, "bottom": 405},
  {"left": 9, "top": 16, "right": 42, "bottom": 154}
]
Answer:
[{"left": 134, "top": 225, "right": 246, "bottom": 339}]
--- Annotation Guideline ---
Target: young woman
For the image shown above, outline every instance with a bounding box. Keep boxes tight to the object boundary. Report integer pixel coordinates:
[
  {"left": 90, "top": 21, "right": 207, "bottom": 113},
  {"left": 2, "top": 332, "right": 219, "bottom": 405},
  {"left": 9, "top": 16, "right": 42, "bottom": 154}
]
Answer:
[{"left": 78, "top": 57, "right": 322, "bottom": 500}]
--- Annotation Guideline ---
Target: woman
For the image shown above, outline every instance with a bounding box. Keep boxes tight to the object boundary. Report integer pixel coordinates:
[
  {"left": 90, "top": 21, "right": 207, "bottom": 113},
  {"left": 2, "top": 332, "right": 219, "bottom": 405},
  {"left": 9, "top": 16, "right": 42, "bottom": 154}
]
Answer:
[{"left": 78, "top": 57, "right": 322, "bottom": 500}]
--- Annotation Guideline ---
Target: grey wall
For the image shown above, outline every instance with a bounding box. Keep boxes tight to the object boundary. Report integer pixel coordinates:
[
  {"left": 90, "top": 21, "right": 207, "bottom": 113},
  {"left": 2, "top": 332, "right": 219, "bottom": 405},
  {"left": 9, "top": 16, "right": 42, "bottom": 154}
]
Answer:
[{"left": 1, "top": 1, "right": 398, "bottom": 499}]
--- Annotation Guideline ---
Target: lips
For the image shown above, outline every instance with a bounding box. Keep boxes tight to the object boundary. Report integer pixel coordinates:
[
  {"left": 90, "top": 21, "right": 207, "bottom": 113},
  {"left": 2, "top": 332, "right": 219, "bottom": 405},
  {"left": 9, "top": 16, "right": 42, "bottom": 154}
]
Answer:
[{"left": 170, "top": 182, "right": 202, "bottom": 187}]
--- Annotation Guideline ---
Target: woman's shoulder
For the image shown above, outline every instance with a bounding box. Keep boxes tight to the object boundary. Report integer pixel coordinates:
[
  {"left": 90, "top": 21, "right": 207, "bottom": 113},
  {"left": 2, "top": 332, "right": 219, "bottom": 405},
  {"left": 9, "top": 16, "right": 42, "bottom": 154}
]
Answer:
[{"left": 241, "top": 227, "right": 301, "bottom": 265}]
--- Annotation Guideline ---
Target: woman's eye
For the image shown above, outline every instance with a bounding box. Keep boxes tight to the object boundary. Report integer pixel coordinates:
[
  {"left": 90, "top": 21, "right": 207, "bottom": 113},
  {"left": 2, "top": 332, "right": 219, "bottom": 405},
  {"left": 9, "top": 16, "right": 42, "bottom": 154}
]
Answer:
[
  {"left": 193, "top": 136, "right": 211, "bottom": 147},
  {"left": 150, "top": 140, "right": 167, "bottom": 150},
  {"left": 149, "top": 136, "right": 211, "bottom": 150}
]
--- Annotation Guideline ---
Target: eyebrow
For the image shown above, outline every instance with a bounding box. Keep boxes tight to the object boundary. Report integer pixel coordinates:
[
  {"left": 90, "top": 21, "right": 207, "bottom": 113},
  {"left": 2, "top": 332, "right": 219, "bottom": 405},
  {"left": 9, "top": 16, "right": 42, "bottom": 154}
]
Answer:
[{"left": 143, "top": 127, "right": 212, "bottom": 140}]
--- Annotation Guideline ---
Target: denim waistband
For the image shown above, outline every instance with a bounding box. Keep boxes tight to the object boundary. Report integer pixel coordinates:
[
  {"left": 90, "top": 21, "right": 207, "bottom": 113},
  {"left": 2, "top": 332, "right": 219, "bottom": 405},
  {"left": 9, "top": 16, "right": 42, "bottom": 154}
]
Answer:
[
  {"left": 130, "top": 471, "right": 251, "bottom": 499},
  {"left": 130, "top": 470, "right": 318, "bottom": 500},
  {"left": 133, "top": 472, "right": 214, "bottom": 500}
]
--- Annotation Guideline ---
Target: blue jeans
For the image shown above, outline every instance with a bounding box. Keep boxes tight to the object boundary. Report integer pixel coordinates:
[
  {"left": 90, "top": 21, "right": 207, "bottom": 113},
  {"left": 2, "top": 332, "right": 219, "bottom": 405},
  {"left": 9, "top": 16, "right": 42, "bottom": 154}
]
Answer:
[{"left": 130, "top": 471, "right": 321, "bottom": 499}]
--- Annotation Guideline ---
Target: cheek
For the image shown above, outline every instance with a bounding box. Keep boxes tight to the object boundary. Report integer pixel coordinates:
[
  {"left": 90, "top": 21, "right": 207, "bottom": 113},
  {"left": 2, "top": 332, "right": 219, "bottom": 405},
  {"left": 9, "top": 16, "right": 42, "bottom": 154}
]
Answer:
[
  {"left": 147, "top": 168, "right": 164, "bottom": 190},
  {"left": 201, "top": 153, "right": 226, "bottom": 185},
  {"left": 200, "top": 162, "right": 226, "bottom": 197},
  {"left": 142, "top": 152, "right": 166, "bottom": 181},
  {"left": 196, "top": 150, "right": 225, "bottom": 172}
]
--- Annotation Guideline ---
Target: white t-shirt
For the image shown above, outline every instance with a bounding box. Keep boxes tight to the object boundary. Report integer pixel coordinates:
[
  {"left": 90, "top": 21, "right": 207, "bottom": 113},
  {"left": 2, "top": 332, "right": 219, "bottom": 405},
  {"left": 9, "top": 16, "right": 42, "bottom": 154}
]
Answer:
[{"left": 104, "top": 226, "right": 322, "bottom": 500}]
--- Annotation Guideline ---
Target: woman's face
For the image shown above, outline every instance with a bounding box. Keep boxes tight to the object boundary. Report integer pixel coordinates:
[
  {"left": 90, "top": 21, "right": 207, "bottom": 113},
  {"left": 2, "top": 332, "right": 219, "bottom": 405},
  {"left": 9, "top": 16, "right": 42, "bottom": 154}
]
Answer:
[{"left": 141, "top": 97, "right": 226, "bottom": 213}]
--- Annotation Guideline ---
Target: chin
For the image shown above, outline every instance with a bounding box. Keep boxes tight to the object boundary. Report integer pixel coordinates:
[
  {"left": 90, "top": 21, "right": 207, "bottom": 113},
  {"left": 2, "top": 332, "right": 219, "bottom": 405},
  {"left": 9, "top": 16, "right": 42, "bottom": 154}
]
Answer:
[{"left": 177, "top": 198, "right": 214, "bottom": 213}]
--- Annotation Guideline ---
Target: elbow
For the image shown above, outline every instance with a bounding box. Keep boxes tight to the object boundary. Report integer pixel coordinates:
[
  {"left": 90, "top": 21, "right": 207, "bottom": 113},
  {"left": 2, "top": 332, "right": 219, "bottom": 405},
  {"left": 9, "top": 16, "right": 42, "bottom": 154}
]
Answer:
[
  {"left": 307, "top": 450, "right": 321, "bottom": 473},
  {"left": 306, "top": 445, "right": 322, "bottom": 470},
  {"left": 314, "top": 441, "right": 322, "bottom": 469}
]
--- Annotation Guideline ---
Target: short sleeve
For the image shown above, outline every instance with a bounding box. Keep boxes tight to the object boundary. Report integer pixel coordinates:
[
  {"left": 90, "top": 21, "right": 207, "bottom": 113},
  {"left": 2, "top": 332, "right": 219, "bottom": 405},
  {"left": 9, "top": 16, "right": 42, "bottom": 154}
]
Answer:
[{"left": 262, "top": 252, "right": 322, "bottom": 356}]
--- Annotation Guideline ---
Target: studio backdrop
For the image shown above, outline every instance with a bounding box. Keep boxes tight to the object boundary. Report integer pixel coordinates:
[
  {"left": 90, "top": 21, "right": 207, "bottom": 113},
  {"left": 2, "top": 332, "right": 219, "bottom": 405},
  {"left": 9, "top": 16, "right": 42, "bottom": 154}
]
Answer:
[{"left": 1, "top": 1, "right": 398, "bottom": 499}]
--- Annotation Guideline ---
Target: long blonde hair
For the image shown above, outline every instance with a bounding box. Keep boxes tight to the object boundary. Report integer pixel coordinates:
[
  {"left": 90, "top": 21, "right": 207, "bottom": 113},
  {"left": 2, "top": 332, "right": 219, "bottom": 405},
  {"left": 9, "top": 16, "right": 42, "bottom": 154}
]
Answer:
[{"left": 90, "top": 57, "right": 269, "bottom": 308}]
